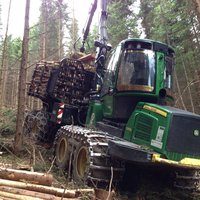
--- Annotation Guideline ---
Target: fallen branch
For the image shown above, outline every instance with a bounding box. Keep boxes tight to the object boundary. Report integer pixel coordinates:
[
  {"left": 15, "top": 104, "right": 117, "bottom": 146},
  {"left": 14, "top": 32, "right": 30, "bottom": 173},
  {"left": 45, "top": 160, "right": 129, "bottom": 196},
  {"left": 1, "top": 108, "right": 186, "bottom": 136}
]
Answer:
[
  {"left": 107, "top": 166, "right": 113, "bottom": 200},
  {"left": 47, "top": 156, "right": 56, "bottom": 174}
]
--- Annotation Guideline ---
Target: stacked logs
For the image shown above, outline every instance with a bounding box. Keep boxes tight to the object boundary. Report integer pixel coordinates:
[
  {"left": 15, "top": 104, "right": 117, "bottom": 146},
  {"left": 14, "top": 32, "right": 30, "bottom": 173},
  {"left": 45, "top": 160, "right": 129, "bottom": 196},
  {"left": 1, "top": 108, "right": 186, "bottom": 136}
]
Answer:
[
  {"left": 28, "top": 61, "right": 60, "bottom": 100},
  {"left": 48, "top": 58, "right": 87, "bottom": 103},
  {"left": 28, "top": 58, "right": 94, "bottom": 104},
  {"left": 0, "top": 167, "right": 95, "bottom": 200}
]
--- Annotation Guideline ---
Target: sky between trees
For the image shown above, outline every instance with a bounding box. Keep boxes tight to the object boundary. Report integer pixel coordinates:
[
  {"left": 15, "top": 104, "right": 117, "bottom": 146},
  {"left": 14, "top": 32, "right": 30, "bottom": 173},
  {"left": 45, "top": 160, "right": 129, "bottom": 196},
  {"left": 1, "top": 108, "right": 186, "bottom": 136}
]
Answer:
[{"left": 1, "top": 0, "right": 93, "bottom": 37}]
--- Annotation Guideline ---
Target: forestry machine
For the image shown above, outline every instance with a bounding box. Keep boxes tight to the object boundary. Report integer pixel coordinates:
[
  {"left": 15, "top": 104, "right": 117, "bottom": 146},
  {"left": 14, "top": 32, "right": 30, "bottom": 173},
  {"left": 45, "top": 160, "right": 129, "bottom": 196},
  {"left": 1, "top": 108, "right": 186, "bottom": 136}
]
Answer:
[{"left": 26, "top": 0, "right": 200, "bottom": 191}]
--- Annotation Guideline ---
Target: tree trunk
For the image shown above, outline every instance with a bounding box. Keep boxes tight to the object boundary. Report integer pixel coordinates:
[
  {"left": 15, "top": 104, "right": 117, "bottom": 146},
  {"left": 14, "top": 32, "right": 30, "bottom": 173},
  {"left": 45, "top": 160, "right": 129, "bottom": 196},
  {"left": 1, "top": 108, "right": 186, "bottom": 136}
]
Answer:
[
  {"left": 174, "top": 69, "right": 187, "bottom": 110},
  {"left": 192, "top": 0, "right": 200, "bottom": 20},
  {"left": 14, "top": 0, "right": 30, "bottom": 152},
  {"left": 180, "top": 55, "right": 195, "bottom": 113},
  {"left": 13, "top": 70, "right": 19, "bottom": 108},
  {"left": 41, "top": 0, "right": 47, "bottom": 60},
  {"left": 2, "top": 57, "right": 9, "bottom": 107},
  {"left": 0, "top": 0, "right": 12, "bottom": 107},
  {"left": 57, "top": 0, "right": 63, "bottom": 60}
]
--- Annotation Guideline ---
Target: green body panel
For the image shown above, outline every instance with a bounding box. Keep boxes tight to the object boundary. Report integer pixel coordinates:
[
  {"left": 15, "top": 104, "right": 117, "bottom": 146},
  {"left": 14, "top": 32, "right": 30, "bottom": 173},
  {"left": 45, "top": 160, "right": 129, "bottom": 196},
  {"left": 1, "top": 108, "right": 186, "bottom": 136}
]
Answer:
[
  {"left": 102, "top": 92, "right": 157, "bottom": 119},
  {"left": 85, "top": 101, "right": 103, "bottom": 126},
  {"left": 165, "top": 152, "right": 200, "bottom": 162},
  {"left": 125, "top": 102, "right": 200, "bottom": 161},
  {"left": 102, "top": 95, "right": 114, "bottom": 117},
  {"left": 124, "top": 102, "right": 170, "bottom": 154}
]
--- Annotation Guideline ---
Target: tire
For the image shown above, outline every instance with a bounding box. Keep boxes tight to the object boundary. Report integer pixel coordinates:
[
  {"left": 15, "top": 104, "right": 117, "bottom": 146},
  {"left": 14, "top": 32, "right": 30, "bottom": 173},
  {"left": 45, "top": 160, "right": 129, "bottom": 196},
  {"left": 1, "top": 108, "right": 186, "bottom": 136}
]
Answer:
[
  {"left": 72, "top": 142, "right": 89, "bottom": 185},
  {"left": 23, "top": 110, "right": 49, "bottom": 143},
  {"left": 53, "top": 126, "right": 125, "bottom": 188},
  {"left": 54, "top": 130, "right": 70, "bottom": 170},
  {"left": 23, "top": 110, "right": 38, "bottom": 141}
]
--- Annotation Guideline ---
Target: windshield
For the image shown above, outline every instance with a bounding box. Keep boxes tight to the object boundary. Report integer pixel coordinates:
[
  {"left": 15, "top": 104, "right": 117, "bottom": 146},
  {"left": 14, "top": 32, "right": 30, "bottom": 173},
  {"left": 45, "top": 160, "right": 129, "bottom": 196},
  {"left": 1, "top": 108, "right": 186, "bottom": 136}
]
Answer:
[{"left": 117, "top": 50, "right": 155, "bottom": 92}]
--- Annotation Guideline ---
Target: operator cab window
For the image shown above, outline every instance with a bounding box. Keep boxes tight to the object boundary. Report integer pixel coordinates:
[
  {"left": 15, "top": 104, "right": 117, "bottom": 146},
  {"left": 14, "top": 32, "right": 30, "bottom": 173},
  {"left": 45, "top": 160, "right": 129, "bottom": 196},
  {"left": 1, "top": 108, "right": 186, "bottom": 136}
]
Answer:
[
  {"left": 165, "top": 55, "right": 173, "bottom": 89},
  {"left": 101, "top": 45, "right": 121, "bottom": 95},
  {"left": 117, "top": 49, "right": 155, "bottom": 92}
]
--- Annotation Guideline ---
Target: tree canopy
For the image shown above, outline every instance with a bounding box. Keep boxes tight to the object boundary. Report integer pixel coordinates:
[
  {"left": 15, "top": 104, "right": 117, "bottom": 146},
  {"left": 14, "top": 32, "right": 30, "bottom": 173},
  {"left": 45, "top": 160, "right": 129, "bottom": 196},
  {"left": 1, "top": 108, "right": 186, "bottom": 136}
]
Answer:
[{"left": 0, "top": 0, "right": 200, "bottom": 113}]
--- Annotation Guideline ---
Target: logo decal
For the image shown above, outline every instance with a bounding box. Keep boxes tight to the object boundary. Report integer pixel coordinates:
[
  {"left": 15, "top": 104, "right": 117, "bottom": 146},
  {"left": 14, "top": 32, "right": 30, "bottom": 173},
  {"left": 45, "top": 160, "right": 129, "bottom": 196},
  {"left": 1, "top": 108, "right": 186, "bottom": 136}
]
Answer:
[{"left": 194, "top": 130, "right": 199, "bottom": 137}]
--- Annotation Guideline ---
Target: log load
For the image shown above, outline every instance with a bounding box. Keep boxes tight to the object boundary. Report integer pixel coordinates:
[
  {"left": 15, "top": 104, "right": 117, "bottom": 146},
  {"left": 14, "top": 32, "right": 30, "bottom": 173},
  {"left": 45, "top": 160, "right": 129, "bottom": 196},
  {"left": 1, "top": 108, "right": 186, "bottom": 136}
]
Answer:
[
  {"left": 28, "top": 61, "right": 60, "bottom": 100},
  {"left": 27, "top": 58, "right": 94, "bottom": 105},
  {"left": 47, "top": 58, "right": 87, "bottom": 104}
]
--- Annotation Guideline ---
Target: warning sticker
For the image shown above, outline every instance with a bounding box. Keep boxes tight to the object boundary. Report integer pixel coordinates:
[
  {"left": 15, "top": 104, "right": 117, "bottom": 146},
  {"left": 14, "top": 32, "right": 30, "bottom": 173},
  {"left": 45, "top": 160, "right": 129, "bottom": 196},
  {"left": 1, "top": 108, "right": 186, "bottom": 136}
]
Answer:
[
  {"left": 151, "top": 139, "right": 163, "bottom": 149},
  {"left": 156, "top": 126, "right": 165, "bottom": 142}
]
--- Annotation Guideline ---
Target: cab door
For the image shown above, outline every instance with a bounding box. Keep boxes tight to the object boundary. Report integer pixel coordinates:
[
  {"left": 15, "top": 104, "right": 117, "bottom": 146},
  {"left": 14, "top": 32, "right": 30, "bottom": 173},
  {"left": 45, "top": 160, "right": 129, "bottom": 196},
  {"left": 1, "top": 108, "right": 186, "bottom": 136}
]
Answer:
[{"left": 101, "top": 45, "right": 121, "bottom": 118}]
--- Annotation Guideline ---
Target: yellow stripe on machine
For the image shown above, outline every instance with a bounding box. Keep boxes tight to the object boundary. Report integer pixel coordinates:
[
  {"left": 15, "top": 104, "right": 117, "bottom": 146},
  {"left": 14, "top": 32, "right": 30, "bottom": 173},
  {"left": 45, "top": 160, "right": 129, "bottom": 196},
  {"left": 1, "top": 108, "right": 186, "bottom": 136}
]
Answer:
[
  {"left": 125, "top": 127, "right": 132, "bottom": 132},
  {"left": 152, "top": 154, "right": 200, "bottom": 169},
  {"left": 143, "top": 105, "right": 167, "bottom": 117},
  {"left": 180, "top": 158, "right": 200, "bottom": 166}
]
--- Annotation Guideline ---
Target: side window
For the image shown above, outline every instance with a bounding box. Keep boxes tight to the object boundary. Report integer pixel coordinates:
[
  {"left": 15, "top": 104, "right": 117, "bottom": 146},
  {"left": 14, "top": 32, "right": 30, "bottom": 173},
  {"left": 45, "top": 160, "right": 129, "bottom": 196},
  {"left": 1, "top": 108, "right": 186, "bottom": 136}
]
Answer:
[
  {"left": 107, "top": 45, "right": 121, "bottom": 71},
  {"left": 101, "top": 45, "right": 121, "bottom": 95},
  {"left": 165, "top": 56, "right": 173, "bottom": 89}
]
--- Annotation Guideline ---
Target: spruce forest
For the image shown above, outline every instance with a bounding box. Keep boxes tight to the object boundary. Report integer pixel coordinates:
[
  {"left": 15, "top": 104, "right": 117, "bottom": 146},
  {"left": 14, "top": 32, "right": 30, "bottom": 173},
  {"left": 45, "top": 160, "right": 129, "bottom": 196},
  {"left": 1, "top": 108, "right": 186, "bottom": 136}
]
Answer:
[
  {"left": 0, "top": 0, "right": 200, "bottom": 114},
  {"left": 0, "top": 0, "right": 200, "bottom": 199}
]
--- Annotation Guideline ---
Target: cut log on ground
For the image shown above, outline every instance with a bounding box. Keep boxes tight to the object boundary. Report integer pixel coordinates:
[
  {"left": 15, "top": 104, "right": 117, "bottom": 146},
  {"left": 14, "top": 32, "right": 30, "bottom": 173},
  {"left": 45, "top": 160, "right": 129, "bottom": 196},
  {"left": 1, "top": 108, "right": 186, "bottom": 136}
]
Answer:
[
  {"left": 0, "top": 167, "right": 53, "bottom": 186},
  {"left": 0, "top": 197, "right": 13, "bottom": 200},
  {"left": 0, "top": 179, "right": 94, "bottom": 198},
  {"left": 0, "top": 162, "right": 31, "bottom": 170},
  {"left": 0, "top": 186, "right": 76, "bottom": 200},
  {"left": 0, "top": 190, "right": 42, "bottom": 200}
]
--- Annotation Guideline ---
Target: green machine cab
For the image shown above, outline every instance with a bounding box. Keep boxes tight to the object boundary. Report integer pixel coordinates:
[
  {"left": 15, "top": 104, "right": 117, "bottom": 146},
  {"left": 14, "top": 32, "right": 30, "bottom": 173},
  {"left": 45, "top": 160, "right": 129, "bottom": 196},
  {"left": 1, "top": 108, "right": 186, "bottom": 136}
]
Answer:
[
  {"left": 86, "top": 38, "right": 174, "bottom": 124},
  {"left": 86, "top": 38, "right": 200, "bottom": 169}
]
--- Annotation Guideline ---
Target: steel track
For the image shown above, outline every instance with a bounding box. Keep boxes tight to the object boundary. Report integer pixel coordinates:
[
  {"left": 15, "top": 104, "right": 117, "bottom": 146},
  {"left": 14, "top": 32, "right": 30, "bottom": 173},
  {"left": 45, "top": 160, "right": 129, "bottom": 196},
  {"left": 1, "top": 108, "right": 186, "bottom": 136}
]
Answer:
[
  {"left": 54, "top": 125, "right": 125, "bottom": 188},
  {"left": 174, "top": 168, "right": 200, "bottom": 192}
]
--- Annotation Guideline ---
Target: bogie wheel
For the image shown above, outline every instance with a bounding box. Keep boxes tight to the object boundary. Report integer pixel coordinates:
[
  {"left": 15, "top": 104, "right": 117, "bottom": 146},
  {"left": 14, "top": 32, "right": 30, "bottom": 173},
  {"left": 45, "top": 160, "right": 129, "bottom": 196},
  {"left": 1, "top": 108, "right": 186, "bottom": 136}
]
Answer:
[
  {"left": 23, "top": 110, "right": 49, "bottom": 144},
  {"left": 73, "top": 143, "right": 89, "bottom": 184},
  {"left": 23, "top": 110, "right": 38, "bottom": 142},
  {"left": 54, "top": 130, "right": 70, "bottom": 170}
]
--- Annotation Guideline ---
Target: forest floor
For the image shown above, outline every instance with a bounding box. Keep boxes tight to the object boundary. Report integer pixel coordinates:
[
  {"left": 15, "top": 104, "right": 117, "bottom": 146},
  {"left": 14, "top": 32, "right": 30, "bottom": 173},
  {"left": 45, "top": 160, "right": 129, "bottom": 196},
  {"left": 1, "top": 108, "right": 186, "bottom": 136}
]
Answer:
[{"left": 0, "top": 107, "right": 199, "bottom": 200}]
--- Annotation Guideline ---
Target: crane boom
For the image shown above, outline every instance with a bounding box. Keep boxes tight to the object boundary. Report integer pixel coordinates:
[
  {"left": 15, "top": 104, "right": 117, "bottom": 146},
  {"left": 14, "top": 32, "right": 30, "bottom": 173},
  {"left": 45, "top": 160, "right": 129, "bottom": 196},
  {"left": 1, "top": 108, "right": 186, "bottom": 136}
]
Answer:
[
  {"left": 80, "top": 0, "right": 110, "bottom": 52},
  {"left": 80, "top": 0, "right": 111, "bottom": 92},
  {"left": 80, "top": 0, "right": 97, "bottom": 52},
  {"left": 99, "top": 0, "right": 108, "bottom": 45}
]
